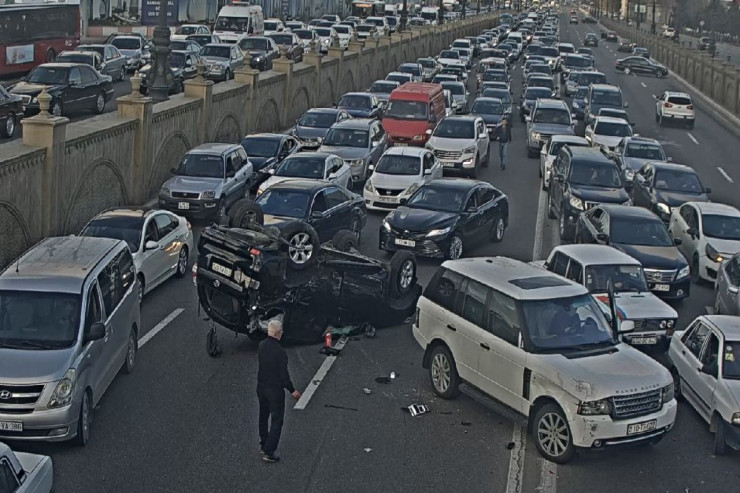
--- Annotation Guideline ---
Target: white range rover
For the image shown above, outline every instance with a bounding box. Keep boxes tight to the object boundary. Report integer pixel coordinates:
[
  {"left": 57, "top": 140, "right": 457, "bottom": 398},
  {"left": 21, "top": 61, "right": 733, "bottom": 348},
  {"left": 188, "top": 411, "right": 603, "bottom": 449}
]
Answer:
[{"left": 413, "top": 257, "right": 677, "bottom": 463}]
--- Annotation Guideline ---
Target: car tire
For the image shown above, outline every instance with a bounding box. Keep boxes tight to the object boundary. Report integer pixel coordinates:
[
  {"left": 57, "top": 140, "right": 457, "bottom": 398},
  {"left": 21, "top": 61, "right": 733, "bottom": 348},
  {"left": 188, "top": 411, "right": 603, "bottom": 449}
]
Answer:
[
  {"left": 714, "top": 417, "right": 728, "bottom": 456},
  {"left": 73, "top": 390, "right": 92, "bottom": 446},
  {"left": 229, "top": 199, "right": 264, "bottom": 228},
  {"left": 280, "top": 222, "right": 320, "bottom": 270},
  {"left": 559, "top": 208, "right": 573, "bottom": 242},
  {"left": 714, "top": 290, "right": 722, "bottom": 315},
  {"left": 119, "top": 66, "right": 126, "bottom": 82},
  {"left": 0, "top": 113, "right": 15, "bottom": 138},
  {"left": 492, "top": 216, "right": 505, "bottom": 242},
  {"left": 350, "top": 214, "right": 362, "bottom": 244},
  {"left": 428, "top": 344, "right": 460, "bottom": 399},
  {"left": 691, "top": 254, "right": 701, "bottom": 283},
  {"left": 175, "top": 246, "right": 189, "bottom": 278},
  {"left": 447, "top": 233, "right": 464, "bottom": 259},
  {"left": 624, "top": 66, "right": 631, "bottom": 75},
  {"left": 122, "top": 327, "right": 137, "bottom": 375},
  {"left": 389, "top": 250, "right": 417, "bottom": 297},
  {"left": 533, "top": 403, "right": 575, "bottom": 464},
  {"left": 94, "top": 91, "right": 106, "bottom": 114},
  {"left": 670, "top": 367, "right": 683, "bottom": 401},
  {"left": 137, "top": 274, "right": 145, "bottom": 303},
  {"left": 331, "top": 229, "right": 357, "bottom": 252}
]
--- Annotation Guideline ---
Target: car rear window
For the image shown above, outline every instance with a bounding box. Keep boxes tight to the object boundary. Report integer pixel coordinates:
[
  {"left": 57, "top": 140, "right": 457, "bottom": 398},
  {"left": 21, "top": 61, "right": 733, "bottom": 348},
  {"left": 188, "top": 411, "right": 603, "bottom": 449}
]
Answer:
[{"left": 667, "top": 96, "right": 692, "bottom": 105}]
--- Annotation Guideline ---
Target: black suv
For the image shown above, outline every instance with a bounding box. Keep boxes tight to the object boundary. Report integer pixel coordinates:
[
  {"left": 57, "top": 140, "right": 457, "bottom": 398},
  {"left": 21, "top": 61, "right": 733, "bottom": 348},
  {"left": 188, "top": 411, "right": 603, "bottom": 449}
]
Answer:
[
  {"left": 584, "top": 33, "right": 599, "bottom": 47},
  {"left": 548, "top": 146, "right": 630, "bottom": 241}
]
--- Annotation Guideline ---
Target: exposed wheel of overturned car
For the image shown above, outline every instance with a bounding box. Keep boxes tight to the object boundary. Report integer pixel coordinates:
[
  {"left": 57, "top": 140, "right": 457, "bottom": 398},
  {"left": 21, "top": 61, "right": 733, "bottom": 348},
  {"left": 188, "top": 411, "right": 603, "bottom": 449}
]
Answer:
[
  {"left": 331, "top": 229, "right": 358, "bottom": 252},
  {"left": 280, "top": 222, "right": 320, "bottom": 270},
  {"left": 229, "top": 199, "right": 265, "bottom": 228},
  {"left": 389, "top": 250, "right": 417, "bottom": 297}
]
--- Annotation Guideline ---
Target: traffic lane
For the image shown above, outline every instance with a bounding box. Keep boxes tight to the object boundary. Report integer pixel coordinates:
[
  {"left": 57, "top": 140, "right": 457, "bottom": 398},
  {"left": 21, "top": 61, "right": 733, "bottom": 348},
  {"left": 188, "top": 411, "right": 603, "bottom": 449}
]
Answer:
[{"left": 284, "top": 325, "right": 517, "bottom": 493}]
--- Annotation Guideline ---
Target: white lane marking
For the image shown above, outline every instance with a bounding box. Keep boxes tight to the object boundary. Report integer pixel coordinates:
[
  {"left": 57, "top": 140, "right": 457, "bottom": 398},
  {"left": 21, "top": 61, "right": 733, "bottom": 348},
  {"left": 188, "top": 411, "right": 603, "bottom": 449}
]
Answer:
[
  {"left": 687, "top": 132, "right": 699, "bottom": 145},
  {"left": 651, "top": 94, "right": 656, "bottom": 99},
  {"left": 294, "top": 335, "right": 348, "bottom": 410},
  {"left": 538, "top": 457, "right": 557, "bottom": 493},
  {"left": 505, "top": 426, "right": 527, "bottom": 493},
  {"left": 641, "top": 82, "right": 647, "bottom": 88},
  {"left": 138, "top": 308, "right": 183, "bottom": 347},
  {"left": 532, "top": 187, "right": 548, "bottom": 261},
  {"left": 718, "top": 166, "right": 734, "bottom": 183}
]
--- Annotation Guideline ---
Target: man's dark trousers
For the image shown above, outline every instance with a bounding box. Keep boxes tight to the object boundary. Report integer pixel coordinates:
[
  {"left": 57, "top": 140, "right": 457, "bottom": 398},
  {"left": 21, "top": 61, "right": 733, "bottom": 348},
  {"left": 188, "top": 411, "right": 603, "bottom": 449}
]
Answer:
[{"left": 258, "top": 386, "right": 285, "bottom": 454}]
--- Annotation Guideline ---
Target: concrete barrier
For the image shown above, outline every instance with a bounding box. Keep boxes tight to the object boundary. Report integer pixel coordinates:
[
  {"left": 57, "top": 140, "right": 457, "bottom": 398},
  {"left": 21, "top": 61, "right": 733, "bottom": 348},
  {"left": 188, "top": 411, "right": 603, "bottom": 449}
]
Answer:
[{"left": 0, "top": 15, "right": 501, "bottom": 269}]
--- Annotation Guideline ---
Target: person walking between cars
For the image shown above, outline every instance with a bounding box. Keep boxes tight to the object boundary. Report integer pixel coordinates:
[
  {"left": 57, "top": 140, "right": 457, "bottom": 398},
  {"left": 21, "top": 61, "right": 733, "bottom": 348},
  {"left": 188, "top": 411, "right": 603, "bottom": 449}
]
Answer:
[
  {"left": 257, "top": 319, "right": 301, "bottom": 463},
  {"left": 493, "top": 117, "right": 512, "bottom": 170}
]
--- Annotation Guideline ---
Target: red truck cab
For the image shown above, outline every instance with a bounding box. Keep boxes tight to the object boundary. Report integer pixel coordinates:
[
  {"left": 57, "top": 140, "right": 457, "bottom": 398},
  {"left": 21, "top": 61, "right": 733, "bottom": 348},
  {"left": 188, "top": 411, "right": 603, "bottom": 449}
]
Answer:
[{"left": 382, "top": 82, "right": 446, "bottom": 146}]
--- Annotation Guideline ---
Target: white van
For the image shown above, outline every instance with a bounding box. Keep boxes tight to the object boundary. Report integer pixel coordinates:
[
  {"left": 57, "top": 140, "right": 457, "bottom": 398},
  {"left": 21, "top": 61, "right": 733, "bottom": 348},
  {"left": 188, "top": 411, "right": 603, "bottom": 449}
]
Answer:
[{"left": 213, "top": 2, "right": 264, "bottom": 43}]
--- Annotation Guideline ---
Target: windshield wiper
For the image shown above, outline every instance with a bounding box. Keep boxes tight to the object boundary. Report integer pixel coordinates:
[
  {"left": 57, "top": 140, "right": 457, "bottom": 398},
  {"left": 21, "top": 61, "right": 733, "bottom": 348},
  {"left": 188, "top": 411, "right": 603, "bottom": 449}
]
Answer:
[
  {"left": 0, "top": 339, "right": 58, "bottom": 350},
  {"left": 570, "top": 341, "right": 617, "bottom": 351}
]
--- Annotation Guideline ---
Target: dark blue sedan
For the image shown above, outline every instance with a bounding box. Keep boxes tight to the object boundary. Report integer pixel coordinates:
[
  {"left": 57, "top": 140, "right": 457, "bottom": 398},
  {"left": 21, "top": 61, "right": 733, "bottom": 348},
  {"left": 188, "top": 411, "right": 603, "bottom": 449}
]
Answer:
[{"left": 337, "top": 92, "right": 383, "bottom": 119}]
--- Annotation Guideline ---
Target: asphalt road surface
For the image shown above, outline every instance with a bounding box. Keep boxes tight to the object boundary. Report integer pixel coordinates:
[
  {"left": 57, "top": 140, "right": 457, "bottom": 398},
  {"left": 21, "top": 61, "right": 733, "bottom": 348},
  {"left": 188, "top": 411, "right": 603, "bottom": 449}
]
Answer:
[{"left": 6, "top": 14, "right": 740, "bottom": 493}]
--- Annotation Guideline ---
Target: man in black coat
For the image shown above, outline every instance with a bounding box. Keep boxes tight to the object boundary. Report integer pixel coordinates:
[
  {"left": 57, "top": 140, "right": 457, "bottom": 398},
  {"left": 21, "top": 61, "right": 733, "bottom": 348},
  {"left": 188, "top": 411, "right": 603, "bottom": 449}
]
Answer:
[
  {"left": 493, "top": 116, "right": 512, "bottom": 170},
  {"left": 257, "top": 319, "right": 301, "bottom": 463}
]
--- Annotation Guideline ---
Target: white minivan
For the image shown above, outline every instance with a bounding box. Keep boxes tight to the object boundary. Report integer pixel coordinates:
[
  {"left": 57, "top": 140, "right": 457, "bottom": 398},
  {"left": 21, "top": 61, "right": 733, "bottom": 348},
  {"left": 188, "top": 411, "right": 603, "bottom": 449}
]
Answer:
[{"left": 413, "top": 257, "right": 677, "bottom": 463}]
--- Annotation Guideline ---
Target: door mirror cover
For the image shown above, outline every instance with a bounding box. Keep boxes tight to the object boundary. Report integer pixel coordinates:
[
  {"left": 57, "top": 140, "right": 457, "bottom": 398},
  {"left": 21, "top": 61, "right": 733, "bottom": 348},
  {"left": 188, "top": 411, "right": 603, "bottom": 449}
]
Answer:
[
  {"left": 86, "top": 322, "right": 106, "bottom": 342},
  {"left": 595, "top": 232, "right": 609, "bottom": 242},
  {"left": 145, "top": 240, "right": 159, "bottom": 250},
  {"left": 618, "top": 320, "right": 635, "bottom": 334},
  {"left": 673, "top": 237, "right": 683, "bottom": 245}
]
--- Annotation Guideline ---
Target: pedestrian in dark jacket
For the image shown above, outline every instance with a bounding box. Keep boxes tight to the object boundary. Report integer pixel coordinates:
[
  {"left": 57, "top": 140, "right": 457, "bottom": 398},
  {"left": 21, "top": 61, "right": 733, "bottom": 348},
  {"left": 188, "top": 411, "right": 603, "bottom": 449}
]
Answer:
[
  {"left": 257, "top": 319, "right": 301, "bottom": 463},
  {"left": 493, "top": 117, "right": 512, "bottom": 170}
]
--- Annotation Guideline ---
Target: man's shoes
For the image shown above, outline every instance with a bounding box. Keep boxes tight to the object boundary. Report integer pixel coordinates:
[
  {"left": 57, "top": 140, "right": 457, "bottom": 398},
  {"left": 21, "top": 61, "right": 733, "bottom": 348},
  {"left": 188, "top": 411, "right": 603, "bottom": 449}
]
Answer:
[
  {"left": 262, "top": 453, "right": 280, "bottom": 463},
  {"left": 259, "top": 449, "right": 267, "bottom": 455}
]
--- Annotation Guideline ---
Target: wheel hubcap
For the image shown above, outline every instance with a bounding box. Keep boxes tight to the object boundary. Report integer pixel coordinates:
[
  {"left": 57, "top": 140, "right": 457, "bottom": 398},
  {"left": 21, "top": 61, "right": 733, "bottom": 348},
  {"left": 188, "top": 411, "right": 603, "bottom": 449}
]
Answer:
[
  {"left": 288, "top": 232, "right": 313, "bottom": 264},
  {"left": 400, "top": 260, "right": 414, "bottom": 289},
  {"left": 6, "top": 117, "right": 13, "bottom": 135},
  {"left": 496, "top": 219, "right": 504, "bottom": 239},
  {"left": 538, "top": 412, "right": 569, "bottom": 457},
  {"left": 178, "top": 249, "right": 187, "bottom": 274},
  {"left": 559, "top": 214, "right": 565, "bottom": 235},
  {"left": 128, "top": 334, "right": 136, "bottom": 367},
  {"left": 97, "top": 95, "right": 104, "bottom": 112},
  {"left": 431, "top": 353, "right": 450, "bottom": 393},
  {"left": 449, "top": 236, "right": 463, "bottom": 259}
]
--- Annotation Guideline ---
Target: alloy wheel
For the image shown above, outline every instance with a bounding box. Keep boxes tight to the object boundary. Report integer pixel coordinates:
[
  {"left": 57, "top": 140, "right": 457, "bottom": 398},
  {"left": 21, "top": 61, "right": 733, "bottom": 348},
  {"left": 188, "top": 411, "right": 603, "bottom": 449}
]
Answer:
[
  {"left": 52, "top": 102, "right": 62, "bottom": 117},
  {"left": 5, "top": 115, "right": 15, "bottom": 137},
  {"left": 288, "top": 232, "right": 314, "bottom": 264},
  {"left": 177, "top": 248, "right": 188, "bottom": 276},
  {"left": 431, "top": 353, "right": 451, "bottom": 394},
  {"left": 399, "top": 260, "right": 415, "bottom": 290},
  {"left": 537, "top": 411, "right": 570, "bottom": 459},
  {"left": 449, "top": 235, "right": 463, "bottom": 259},
  {"left": 495, "top": 218, "right": 505, "bottom": 241},
  {"left": 96, "top": 94, "right": 105, "bottom": 113}
]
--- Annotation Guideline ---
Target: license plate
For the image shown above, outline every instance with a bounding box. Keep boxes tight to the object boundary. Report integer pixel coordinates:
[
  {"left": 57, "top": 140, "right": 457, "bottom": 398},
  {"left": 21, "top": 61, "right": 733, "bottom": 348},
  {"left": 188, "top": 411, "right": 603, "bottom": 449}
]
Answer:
[
  {"left": 376, "top": 196, "right": 398, "bottom": 203},
  {"left": 651, "top": 284, "right": 670, "bottom": 292},
  {"left": 442, "top": 161, "right": 457, "bottom": 167},
  {"left": 627, "top": 419, "right": 657, "bottom": 435},
  {"left": 0, "top": 421, "right": 23, "bottom": 432},
  {"left": 395, "top": 238, "right": 416, "bottom": 247},
  {"left": 631, "top": 336, "right": 658, "bottom": 345},
  {"left": 395, "top": 143, "right": 409, "bottom": 147},
  {"left": 178, "top": 202, "right": 190, "bottom": 210},
  {"left": 211, "top": 262, "right": 232, "bottom": 277}
]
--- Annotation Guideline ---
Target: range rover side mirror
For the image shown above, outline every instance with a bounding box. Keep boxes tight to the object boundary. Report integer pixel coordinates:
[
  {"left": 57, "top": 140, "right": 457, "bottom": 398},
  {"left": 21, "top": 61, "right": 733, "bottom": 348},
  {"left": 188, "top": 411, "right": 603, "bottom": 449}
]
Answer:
[
  {"left": 595, "top": 232, "right": 609, "bottom": 243},
  {"left": 618, "top": 320, "right": 635, "bottom": 334}
]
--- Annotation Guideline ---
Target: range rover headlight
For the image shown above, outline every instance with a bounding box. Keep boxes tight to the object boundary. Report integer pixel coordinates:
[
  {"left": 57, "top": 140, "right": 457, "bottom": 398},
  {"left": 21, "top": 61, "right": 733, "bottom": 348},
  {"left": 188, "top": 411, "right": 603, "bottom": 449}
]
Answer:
[
  {"left": 48, "top": 368, "right": 76, "bottom": 409},
  {"left": 661, "top": 383, "right": 675, "bottom": 404},
  {"left": 732, "top": 412, "right": 740, "bottom": 425},
  {"left": 160, "top": 187, "right": 171, "bottom": 197},
  {"left": 656, "top": 202, "right": 671, "bottom": 215},
  {"left": 577, "top": 398, "right": 612, "bottom": 415}
]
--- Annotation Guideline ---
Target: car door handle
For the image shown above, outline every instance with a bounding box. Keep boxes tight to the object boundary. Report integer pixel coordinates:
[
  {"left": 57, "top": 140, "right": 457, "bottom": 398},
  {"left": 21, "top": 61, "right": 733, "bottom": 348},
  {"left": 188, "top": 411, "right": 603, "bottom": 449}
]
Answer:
[
  {"left": 446, "top": 324, "right": 457, "bottom": 332},
  {"left": 480, "top": 343, "right": 490, "bottom": 350}
]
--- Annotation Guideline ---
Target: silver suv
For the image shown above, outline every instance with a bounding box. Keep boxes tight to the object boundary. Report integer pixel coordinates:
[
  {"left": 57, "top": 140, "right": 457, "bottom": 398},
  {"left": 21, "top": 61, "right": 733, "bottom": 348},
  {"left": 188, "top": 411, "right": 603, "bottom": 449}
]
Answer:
[
  {"left": 525, "top": 98, "right": 575, "bottom": 157},
  {"left": 426, "top": 116, "right": 490, "bottom": 179},
  {"left": 0, "top": 236, "right": 141, "bottom": 445},
  {"left": 159, "top": 143, "right": 253, "bottom": 219}
]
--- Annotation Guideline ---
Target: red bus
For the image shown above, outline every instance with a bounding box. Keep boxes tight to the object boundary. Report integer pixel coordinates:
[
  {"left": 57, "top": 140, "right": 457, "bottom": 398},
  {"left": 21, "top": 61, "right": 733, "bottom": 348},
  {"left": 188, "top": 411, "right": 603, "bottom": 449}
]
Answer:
[{"left": 0, "top": 3, "right": 80, "bottom": 78}]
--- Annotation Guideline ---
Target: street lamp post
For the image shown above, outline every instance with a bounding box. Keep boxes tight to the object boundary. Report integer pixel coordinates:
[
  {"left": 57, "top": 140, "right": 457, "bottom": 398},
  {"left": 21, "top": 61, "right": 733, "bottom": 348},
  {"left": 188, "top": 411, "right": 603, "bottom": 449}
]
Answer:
[
  {"left": 148, "top": 0, "right": 172, "bottom": 102},
  {"left": 438, "top": 0, "right": 444, "bottom": 25},
  {"left": 636, "top": 0, "right": 641, "bottom": 30},
  {"left": 400, "top": 0, "right": 408, "bottom": 31},
  {"left": 650, "top": 0, "right": 656, "bottom": 35}
]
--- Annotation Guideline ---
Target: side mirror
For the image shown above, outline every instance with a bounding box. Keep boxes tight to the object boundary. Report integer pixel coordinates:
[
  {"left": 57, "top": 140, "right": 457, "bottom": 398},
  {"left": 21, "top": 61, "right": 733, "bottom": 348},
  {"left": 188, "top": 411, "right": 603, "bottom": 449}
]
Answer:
[
  {"left": 170, "top": 167, "right": 179, "bottom": 175},
  {"left": 368, "top": 164, "right": 375, "bottom": 171},
  {"left": 69, "top": 80, "right": 79, "bottom": 87},
  {"left": 584, "top": 98, "right": 589, "bottom": 104},
  {"left": 310, "top": 210, "right": 324, "bottom": 219},
  {"left": 226, "top": 170, "right": 236, "bottom": 178},
  {"left": 86, "top": 322, "right": 107, "bottom": 342},
  {"left": 623, "top": 102, "right": 629, "bottom": 108},
  {"left": 267, "top": 168, "right": 276, "bottom": 175},
  {"left": 618, "top": 320, "right": 635, "bottom": 334},
  {"left": 686, "top": 228, "right": 697, "bottom": 237},
  {"left": 372, "top": 140, "right": 380, "bottom": 147},
  {"left": 674, "top": 237, "right": 683, "bottom": 246},
  {"left": 525, "top": 115, "right": 531, "bottom": 122},
  {"left": 595, "top": 232, "right": 609, "bottom": 243},
  {"left": 666, "top": 156, "right": 673, "bottom": 162},
  {"left": 571, "top": 112, "right": 577, "bottom": 119},
  {"left": 145, "top": 240, "right": 159, "bottom": 251},
  {"left": 399, "top": 198, "right": 408, "bottom": 205},
  {"left": 705, "top": 187, "right": 712, "bottom": 194},
  {"left": 424, "top": 168, "right": 432, "bottom": 175}
]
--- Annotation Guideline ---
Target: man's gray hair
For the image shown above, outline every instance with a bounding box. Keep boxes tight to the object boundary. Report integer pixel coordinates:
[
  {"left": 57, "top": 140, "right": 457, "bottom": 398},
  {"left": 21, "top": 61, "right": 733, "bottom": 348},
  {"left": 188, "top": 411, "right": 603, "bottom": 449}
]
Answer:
[{"left": 267, "top": 319, "right": 283, "bottom": 337}]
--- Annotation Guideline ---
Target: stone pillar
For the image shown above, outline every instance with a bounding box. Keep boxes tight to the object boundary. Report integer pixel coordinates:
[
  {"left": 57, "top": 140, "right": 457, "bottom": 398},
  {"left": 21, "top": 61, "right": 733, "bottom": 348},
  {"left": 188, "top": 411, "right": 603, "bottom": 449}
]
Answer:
[
  {"left": 348, "top": 40, "right": 364, "bottom": 53},
  {"left": 21, "top": 90, "right": 68, "bottom": 235},
  {"left": 183, "top": 61, "right": 214, "bottom": 144},
  {"left": 273, "top": 49, "right": 294, "bottom": 128},
  {"left": 234, "top": 57, "right": 260, "bottom": 134},
  {"left": 303, "top": 49, "right": 323, "bottom": 108},
  {"left": 117, "top": 73, "right": 154, "bottom": 205}
]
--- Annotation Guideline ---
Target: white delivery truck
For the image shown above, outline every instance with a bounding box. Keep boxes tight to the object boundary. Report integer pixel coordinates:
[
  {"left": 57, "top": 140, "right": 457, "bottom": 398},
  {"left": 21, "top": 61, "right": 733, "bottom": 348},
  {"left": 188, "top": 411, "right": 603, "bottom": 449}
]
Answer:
[{"left": 213, "top": 2, "right": 264, "bottom": 43}]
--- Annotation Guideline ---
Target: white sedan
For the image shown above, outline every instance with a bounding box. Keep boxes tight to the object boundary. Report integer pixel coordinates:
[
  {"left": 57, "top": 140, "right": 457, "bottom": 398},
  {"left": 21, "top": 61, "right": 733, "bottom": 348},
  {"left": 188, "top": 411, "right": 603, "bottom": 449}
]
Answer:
[
  {"left": 668, "top": 202, "right": 740, "bottom": 283},
  {"left": 257, "top": 152, "right": 351, "bottom": 195},
  {"left": 364, "top": 147, "right": 443, "bottom": 211},
  {"left": 80, "top": 208, "right": 194, "bottom": 302},
  {"left": 585, "top": 116, "right": 634, "bottom": 151}
]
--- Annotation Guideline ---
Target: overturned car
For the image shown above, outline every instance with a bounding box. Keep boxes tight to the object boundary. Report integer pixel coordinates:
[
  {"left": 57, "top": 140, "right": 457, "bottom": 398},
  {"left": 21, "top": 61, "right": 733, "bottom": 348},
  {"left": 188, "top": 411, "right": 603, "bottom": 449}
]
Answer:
[{"left": 195, "top": 200, "right": 422, "bottom": 353}]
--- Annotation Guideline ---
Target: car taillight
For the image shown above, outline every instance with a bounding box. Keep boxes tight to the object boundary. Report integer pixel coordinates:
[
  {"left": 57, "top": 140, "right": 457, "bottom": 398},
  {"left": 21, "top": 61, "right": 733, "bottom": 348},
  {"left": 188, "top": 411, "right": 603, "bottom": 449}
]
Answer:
[
  {"left": 687, "top": 104, "right": 693, "bottom": 110},
  {"left": 250, "top": 248, "right": 262, "bottom": 272},
  {"left": 664, "top": 103, "right": 673, "bottom": 108}
]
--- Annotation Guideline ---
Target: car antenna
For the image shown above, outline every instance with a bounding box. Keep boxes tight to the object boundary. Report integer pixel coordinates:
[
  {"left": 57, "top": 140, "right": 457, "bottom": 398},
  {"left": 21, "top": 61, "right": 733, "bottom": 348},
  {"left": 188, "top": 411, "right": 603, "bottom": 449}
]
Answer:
[{"left": 607, "top": 279, "right": 619, "bottom": 338}]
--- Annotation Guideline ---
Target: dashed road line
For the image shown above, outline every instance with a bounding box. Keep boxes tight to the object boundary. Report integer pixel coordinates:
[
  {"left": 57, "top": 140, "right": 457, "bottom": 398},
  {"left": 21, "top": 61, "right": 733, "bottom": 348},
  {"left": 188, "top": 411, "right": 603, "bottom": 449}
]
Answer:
[
  {"left": 505, "top": 426, "right": 527, "bottom": 493},
  {"left": 717, "top": 166, "right": 734, "bottom": 183},
  {"left": 139, "top": 308, "right": 184, "bottom": 347},
  {"left": 532, "top": 187, "right": 548, "bottom": 261},
  {"left": 538, "top": 457, "right": 557, "bottom": 493},
  {"left": 640, "top": 82, "right": 647, "bottom": 88},
  {"left": 687, "top": 132, "right": 699, "bottom": 145},
  {"left": 294, "top": 335, "right": 348, "bottom": 410}
]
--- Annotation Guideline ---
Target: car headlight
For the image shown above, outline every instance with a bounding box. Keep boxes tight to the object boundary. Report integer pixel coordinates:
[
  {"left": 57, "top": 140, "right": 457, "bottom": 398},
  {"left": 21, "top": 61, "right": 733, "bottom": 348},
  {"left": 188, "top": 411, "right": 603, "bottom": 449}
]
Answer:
[
  {"left": 160, "top": 187, "right": 171, "bottom": 197},
  {"left": 211, "top": 65, "right": 224, "bottom": 72},
  {"left": 404, "top": 182, "right": 421, "bottom": 196},
  {"left": 706, "top": 244, "right": 723, "bottom": 263},
  {"left": 412, "top": 134, "right": 424, "bottom": 141},
  {"left": 624, "top": 168, "right": 635, "bottom": 180},
  {"left": 31, "top": 96, "right": 38, "bottom": 103},
  {"left": 572, "top": 101, "right": 580, "bottom": 108},
  {"left": 732, "top": 412, "right": 740, "bottom": 425},
  {"left": 364, "top": 180, "right": 375, "bottom": 193},
  {"left": 661, "top": 383, "right": 674, "bottom": 404},
  {"left": 577, "top": 398, "right": 612, "bottom": 415},
  {"left": 257, "top": 187, "right": 265, "bottom": 196},
  {"left": 569, "top": 195, "right": 584, "bottom": 210},
  {"left": 530, "top": 132, "right": 541, "bottom": 141},
  {"left": 48, "top": 368, "right": 76, "bottom": 409},
  {"left": 427, "top": 226, "right": 451, "bottom": 237},
  {"left": 351, "top": 159, "right": 365, "bottom": 168},
  {"left": 462, "top": 146, "right": 476, "bottom": 155},
  {"left": 677, "top": 265, "right": 690, "bottom": 279},
  {"left": 200, "top": 190, "right": 216, "bottom": 199},
  {"left": 382, "top": 219, "right": 391, "bottom": 231}
]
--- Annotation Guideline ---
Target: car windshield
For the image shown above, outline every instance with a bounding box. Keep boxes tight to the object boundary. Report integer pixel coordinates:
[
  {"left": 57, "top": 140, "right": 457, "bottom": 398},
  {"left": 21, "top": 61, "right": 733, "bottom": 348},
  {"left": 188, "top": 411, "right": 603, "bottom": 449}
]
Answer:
[
  {"left": 702, "top": 215, "right": 740, "bottom": 241},
  {"left": 264, "top": 21, "right": 279, "bottom": 30},
  {"left": 654, "top": 169, "right": 703, "bottom": 193},
  {"left": 81, "top": 217, "right": 144, "bottom": 253},
  {"left": 441, "top": 67, "right": 462, "bottom": 76},
  {"left": 452, "top": 41, "right": 469, "bottom": 48},
  {"left": 530, "top": 65, "right": 552, "bottom": 75},
  {"left": 483, "top": 71, "right": 507, "bottom": 82},
  {"left": 667, "top": 96, "right": 692, "bottom": 105},
  {"left": 610, "top": 217, "right": 673, "bottom": 246},
  {"left": 334, "top": 26, "right": 350, "bottom": 34},
  {"left": 418, "top": 58, "right": 436, "bottom": 68},
  {"left": 255, "top": 189, "right": 310, "bottom": 218},
  {"left": 385, "top": 100, "right": 428, "bottom": 120},
  {"left": 483, "top": 89, "right": 511, "bottom": 104},
  {"left": 315, "top": 28, "right": 332, "bottom": 36},
  {"left": 441, "top": 83, "right": 465, "bottom": 95},
  {"left": 525, "top": 88, "right": 552, "bottom": 100},
  {"left": 578, "top": 48, "right": 593, "bottom": 54},
  {"left": 522, "top": 294, "right": 616, "bottom": 352},
  {"left": 339, "top": 95, "right": 371, "bottom": 109},
  {"left": 323, "top": 128, "right": 368, "bottom": 148},
  {"left": 406, "top": 185, "right": 467, "bottom": 212},
  {"left": 558, "top": 45, "right": 575, "bottom": 54},
  {"left": 594, "top": 121, "right": 632, "bottom": 137},
  {"left": 201, "top": 45, "right": 230, "bottom": 58},
  {"left": 440, "top": 50, "right": 460, "bottom": 59},
  {"left": 578, "top": 73, "right": 606, "bottom": 85},
  {"left": 241, "top": 138, "right": 280, "bottom": 158},
  {"left": 471, "top": 99, "right": 503, "bottom": 115},
  {"left": 294, "top": 29, "right": 313, "bottom": 39},
  {"left": 723, "top": 341, "right": 740, "bottom": 379},
  {"left": 176, "top": 26, "right": 199, "bottom": 34},
  {"left": 175, "top": 153, "right": 224, "bottom": 178},
  {"left": 299, "top": 111, "right": 337, "bottom": 128},
  {"left": 371, "top": 82, "right": 397, "bottom": 93},
  {"left": 585, "top": 264, "right": 648, "bottom": 293},
  {"left": 433, "top": 119, "right": 474, "bottom": 138},
  {"left": 625, "top": 143, "right": 664, "bottom": 159},
  {"left": 59, "top": 53, "right": 96, "bottom": 66},
  {"left": 215, "top": 16, "right": 249, "bottom": 32},
  {"left": 533, "top": 108, "right": 570, "bottom": 124},
  {"left": 388, "top": 74, "right": 411, "bottom": 83},
  {"left": 238, "top": 38, "right": 268, "bottom": 50},
  {"left": 565, "top": 56, "right": 590, "bottom": 67},
  {"left": 275, "top": 156, "right": 325, "bottom": 178},
  {"left": 170, "top": 41, "right": 190, "bottom": 50},
  {"left": 526, "top": 45, "right": 540, "bottom": 54},
  {"left": 170, "top": 53, "right": 187, "bottom": 68},
  {"left": 400, "top": 64, "right": 421, "bottom": 75},
  {"left": 375, "top": 155, "right": 421, "bottom": 175},
  {"left": 26, "top": 66, "right": 68, "bottom": 84},
  {"left": 570, "top": 162, "right": 622, "bottom": 187},
  {"left": 270, "top": 34, "right": 293, "bottom": 45},
  {"left": 539, "top": 47, "right": 558, "bottom": 57},
  {"left": 591, "top": 89, "right": 622, "bottom": 106},
  {"left": 111, "top": 37, "right": 141, "bottom": 50},
  {"left": 0, "top": 291, "right": 83, "bottom": 349},
  {"left": 357, "top": 25, "right": 373, "bottom": 32}
]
